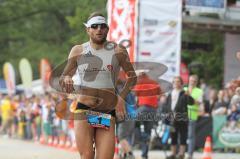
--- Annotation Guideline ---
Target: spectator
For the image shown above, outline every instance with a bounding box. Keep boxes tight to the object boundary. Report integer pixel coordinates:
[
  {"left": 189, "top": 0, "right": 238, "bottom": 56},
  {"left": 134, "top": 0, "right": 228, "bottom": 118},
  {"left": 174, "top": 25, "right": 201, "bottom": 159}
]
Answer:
[
  {"left": 17, "top": 95, "right": 27, "bottom": 139},
  {"left": 211, "top": 90, "right": 228, "bottom": 116},
  {"left": 200, "top": 79, "right": 210, "bottom": 101},
  {"left": 0, "top": 93, "right": 2, "bottom": 129},
  {"left": 12, "top": 96, "right": 20, "bottom": 138},
  {"left": 117, "top": 93, "right": 136, "bottom": 159},
  {"left": 0, "top": 95, "right": 14, "bottom": 137},
  {"left": 163, "top": 76, "right": 194, "bottom": 159},
  {"left": 184, "top": 75, "right": 203, "bottom": 159},
  {"left": 25, "top": 98, "right": 33, "bottom": 139},
  {"left": 201, "top": 88, "right": 217, "bottom": 116},
  {"left": 41, "top": 95, "right": 52, "bottom": 142},
  {"left": 18, "top": 106, "right": 27, "bottom": 139},
  {"left": 31, "top": 96, "right": 42, "bottom": 141},
  {"left": 158, "top": 95, "right": 167, "bottom": 113},
  {"left": 133, "top": 71, "right": 161, "bottom": 159},
  {"left": 227, "top": 87, "right": 240, "bottom": 129},
  {"left": 230, "top": 87, "right": 240, "bottom": 109},
  {"left": 116, "top": 79, "right": 136, "bottom": 159}
]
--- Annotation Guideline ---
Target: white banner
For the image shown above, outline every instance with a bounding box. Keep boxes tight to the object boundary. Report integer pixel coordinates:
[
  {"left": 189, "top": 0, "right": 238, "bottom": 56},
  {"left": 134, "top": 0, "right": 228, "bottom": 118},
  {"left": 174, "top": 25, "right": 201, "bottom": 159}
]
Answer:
[
  {"left": 137, "top": 0, "right": 182, "bottom": 81},
  {"left": 19, "top": 58, "right": 33, "bottom": 97}
]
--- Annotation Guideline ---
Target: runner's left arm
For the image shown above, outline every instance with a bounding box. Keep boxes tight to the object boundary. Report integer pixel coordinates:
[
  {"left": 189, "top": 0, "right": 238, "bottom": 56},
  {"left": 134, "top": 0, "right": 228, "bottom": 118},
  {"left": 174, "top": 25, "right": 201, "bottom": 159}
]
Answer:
[{"left": 116, "top": 45, "right": 137, "bottom": 100}]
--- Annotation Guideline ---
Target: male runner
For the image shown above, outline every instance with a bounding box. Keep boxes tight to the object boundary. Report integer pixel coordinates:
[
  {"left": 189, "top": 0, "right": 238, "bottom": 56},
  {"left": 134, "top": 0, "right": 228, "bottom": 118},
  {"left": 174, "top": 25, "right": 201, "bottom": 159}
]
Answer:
[{"left": 58, "top": 12, "right": 137, "bottom": 159}]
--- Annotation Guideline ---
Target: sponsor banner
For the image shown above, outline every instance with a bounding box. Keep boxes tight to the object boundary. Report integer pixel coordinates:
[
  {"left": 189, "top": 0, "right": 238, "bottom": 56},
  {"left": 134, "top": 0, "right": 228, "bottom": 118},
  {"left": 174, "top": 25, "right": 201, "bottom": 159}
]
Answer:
[
  {"left": 19, "top": 58, "right": 33, "bottom": 96},
  {"left": 193, "top": 115, "right": 240, "bottom": 149},
  {"left": 3, "top": 62, "right": 16, "bottom": 95},
  {"left": 40, "top": 58, "right": 52, "bottom": 90},
  {"left": 137, "top": 0, "right": 182, "bottom": 81},
  {"left": 107, "top": 0, "right": 137, "bottom": 62},
  {"left": 219, "top": 129, "right": 240, "bottom": 147},
  {"left": 213, "top": 115, "right": 227, "bottom": 148},
  {"left": 186, "top": 0, "right": 226, "bottom": 13},
  {"left": 213, "top": 115, "right": 240, "bottom": 148}
]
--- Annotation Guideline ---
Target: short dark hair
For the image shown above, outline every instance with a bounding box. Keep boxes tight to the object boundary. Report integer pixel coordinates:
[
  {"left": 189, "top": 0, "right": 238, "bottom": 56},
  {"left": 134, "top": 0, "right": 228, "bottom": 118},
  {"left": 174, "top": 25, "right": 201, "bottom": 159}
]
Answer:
[
  {"left": 88, "top": 12, "right": 105, "bottom": 21},
  {"left": 189, "top": 74, "right": 198, "bottom": 82},
  {"left": 173, "top": 76, "right": 183, "bottom": 85}
]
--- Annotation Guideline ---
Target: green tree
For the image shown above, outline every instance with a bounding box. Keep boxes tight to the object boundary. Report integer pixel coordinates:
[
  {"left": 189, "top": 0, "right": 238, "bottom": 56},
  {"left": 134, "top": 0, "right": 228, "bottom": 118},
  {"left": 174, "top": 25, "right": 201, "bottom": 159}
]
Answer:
[
  {"left": 182, "top": 30, "right": 224, "bottom": 88},
  {"left": 0, "top": 0, "right": 107, "bottom": 83}
]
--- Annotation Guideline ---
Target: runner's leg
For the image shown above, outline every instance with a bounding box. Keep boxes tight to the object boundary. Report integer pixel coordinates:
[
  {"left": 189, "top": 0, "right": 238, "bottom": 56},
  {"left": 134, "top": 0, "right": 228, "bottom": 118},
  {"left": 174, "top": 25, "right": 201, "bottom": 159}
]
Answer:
[
  {"left": 95, "top": 119, "right": 115, "bottom": 159},
  {"left": 74, "top": 120, "right": 95, "bottom": 159}
]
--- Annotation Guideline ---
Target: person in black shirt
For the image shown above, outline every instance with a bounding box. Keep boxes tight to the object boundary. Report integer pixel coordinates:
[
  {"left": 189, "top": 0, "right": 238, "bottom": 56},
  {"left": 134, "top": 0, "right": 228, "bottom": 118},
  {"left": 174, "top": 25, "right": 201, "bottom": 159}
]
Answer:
[{"left": 163, "top": 76, "right": 194, "bottom": 159}]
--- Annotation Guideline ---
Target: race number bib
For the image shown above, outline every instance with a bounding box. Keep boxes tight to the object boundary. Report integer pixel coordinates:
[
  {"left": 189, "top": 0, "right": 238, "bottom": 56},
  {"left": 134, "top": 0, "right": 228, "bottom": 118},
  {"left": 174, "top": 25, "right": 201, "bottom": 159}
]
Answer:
[{"left": 86, "top": 111, "right": 111, "bottom": 130}]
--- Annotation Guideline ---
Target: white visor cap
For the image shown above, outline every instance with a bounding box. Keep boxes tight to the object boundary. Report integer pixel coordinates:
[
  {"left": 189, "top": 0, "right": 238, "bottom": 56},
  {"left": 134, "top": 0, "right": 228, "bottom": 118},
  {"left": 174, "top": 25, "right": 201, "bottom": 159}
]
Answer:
[{"left": 84, "top": 16, "right": 107, "bottom": 28}]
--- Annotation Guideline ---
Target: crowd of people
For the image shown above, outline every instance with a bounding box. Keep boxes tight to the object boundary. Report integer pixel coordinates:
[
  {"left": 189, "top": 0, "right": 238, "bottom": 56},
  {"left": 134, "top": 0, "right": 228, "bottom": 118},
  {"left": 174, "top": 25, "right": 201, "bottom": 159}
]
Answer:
[
  {"left": 201, "top": 79, "right": 240, "bottom": 130},
  {"left": 0, "top": 93, "right": 76, "bottom": 148},
  {"left": 1, "top": 74, "right": 240, "bottom": 159},
  {"left": 162, "top": 75, "right": 240, "bottom": 159}
]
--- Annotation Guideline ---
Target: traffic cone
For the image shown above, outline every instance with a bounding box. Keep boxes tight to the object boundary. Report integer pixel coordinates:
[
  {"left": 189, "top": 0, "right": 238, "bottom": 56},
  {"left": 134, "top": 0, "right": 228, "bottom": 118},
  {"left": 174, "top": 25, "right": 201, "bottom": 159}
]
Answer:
[
  {"left": 113, "top": 136, "right": 120, "bottom": 159},
  {"left": 34, "top": 136, "right": 39, "bottom": 143},
  {"left": 64, "top": 138, "right": 71, "bottom": 149},
  {"left": 53, "top": 137, "right": 59, "bottom": 147},
  {"left": 202, "top": 136, "right": 212, "bottom": 159},
  {"left": 39, "top": 135, "right": 45, "bottom": 145},
  {"left": 48, "top": 136, "right": 53, "bottom": 146},
  {"left": 58, "top": 136, "right": 65, "bottom": 149},
  {"left": 69, "top": 141, "right": 78, "bottom": 152}
]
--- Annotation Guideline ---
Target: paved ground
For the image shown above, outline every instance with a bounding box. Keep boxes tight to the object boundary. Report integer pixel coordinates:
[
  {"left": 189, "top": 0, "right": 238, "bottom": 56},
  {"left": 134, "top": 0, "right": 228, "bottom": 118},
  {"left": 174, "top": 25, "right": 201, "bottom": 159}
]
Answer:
[
  {"left": 0, "top": 136, "right": 79, "bottom": 159},
  {"left": 0, "top": 136, "right": 239, "bottom": 159}
]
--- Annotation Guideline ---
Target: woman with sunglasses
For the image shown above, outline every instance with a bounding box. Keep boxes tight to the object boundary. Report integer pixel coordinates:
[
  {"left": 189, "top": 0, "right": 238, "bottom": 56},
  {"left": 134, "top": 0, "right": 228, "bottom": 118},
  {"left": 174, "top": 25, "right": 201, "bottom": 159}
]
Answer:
[{"left": 58, "top": 12, "right": 137, "bottom": 159}]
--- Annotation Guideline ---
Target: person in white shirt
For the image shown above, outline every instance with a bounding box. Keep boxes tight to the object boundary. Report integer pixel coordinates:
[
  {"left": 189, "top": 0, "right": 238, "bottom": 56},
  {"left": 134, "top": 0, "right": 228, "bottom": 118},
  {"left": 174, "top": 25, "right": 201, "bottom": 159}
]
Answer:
[{"left": 163, "top": 76, "right": 194, "bottom": 159}]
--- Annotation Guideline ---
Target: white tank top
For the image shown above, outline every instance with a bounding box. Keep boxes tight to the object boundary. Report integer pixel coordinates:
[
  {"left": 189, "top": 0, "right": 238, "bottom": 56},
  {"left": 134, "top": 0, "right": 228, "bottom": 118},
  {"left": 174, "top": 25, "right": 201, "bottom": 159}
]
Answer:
[{"left": 72, "top": 42, "right": 120, "bottom": 89}]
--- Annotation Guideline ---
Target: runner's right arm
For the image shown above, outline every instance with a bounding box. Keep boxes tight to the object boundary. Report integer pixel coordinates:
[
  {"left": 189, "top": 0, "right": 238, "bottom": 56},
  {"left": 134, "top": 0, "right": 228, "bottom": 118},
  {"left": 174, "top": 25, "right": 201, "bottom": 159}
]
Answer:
[{"left": 59, "top": 45, "right": 82, "bottom": 93}]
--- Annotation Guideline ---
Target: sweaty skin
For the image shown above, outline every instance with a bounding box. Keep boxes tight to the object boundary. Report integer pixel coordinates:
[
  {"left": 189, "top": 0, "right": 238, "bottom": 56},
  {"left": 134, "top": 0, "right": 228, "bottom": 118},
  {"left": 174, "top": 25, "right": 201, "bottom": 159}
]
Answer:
[
  {"left": 55, "top": 13, "right": 137, "bottom": 159},
  {"left": 59, "top": 43, "right": 136, "bottom": 114}
]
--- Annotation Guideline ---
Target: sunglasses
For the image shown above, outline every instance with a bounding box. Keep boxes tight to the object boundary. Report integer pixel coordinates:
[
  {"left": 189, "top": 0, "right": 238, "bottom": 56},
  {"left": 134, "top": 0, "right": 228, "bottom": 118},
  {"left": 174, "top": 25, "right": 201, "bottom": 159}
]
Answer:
[{"left": 90, "top": 24, "right": 108, "bottom": 29}]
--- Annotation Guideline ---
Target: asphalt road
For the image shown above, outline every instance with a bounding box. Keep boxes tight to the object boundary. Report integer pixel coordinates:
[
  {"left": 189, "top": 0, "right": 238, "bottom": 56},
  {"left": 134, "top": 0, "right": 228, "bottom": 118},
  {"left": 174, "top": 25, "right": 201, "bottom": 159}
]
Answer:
[{"left": 0, "top": 136, "right": 239, "bottom": 159}]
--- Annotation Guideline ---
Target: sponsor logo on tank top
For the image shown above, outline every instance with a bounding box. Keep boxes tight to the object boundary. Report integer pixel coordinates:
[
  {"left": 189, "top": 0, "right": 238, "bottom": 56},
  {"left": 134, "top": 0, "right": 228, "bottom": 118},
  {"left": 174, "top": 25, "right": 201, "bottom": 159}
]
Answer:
[{"left": 85, "top": 50, "right": 93, "bottom": 57}]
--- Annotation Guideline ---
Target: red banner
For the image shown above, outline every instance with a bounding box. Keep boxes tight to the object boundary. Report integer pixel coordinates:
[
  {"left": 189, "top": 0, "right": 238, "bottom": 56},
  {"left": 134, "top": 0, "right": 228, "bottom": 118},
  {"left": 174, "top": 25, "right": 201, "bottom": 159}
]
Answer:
[
  {"left": 107, "top": 0, "right": 137, "bottom": 62},
  {"left": 180, "top": 62, "right": 189, "bottom": 84}
]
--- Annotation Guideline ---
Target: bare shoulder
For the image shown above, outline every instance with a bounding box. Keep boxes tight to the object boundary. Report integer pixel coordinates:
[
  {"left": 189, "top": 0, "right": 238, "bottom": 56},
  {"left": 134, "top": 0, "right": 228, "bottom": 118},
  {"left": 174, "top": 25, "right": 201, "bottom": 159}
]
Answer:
[{"left": 68, "top": 45, "right": 83, "bottom": 59}]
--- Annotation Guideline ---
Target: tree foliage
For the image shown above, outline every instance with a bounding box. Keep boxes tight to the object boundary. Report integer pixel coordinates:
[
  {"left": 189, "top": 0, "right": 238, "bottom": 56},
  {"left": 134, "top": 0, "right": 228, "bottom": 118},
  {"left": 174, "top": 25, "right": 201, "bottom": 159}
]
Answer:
[
  {"left": 0, "top": 0, "right": 224, "bottom": 88},
  {"left": 182, "top": 29, "right": 224, "bottom": 88},
  {"left": 0, "top": 0, "right": 107, "bottom": 82}
]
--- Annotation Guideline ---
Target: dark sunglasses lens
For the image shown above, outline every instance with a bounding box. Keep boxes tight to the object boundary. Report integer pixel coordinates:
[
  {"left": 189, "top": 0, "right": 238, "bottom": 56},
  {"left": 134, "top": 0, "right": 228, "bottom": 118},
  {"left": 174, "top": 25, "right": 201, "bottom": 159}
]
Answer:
[
  {"left": 91, "top": 24, "right": 98, "bottom": 29},
  {"left": 91, "top": 24, "right": 108, "bottom": 29},
  {"left": 100, "top": 24, "right": 107, "bottom": 29}
]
